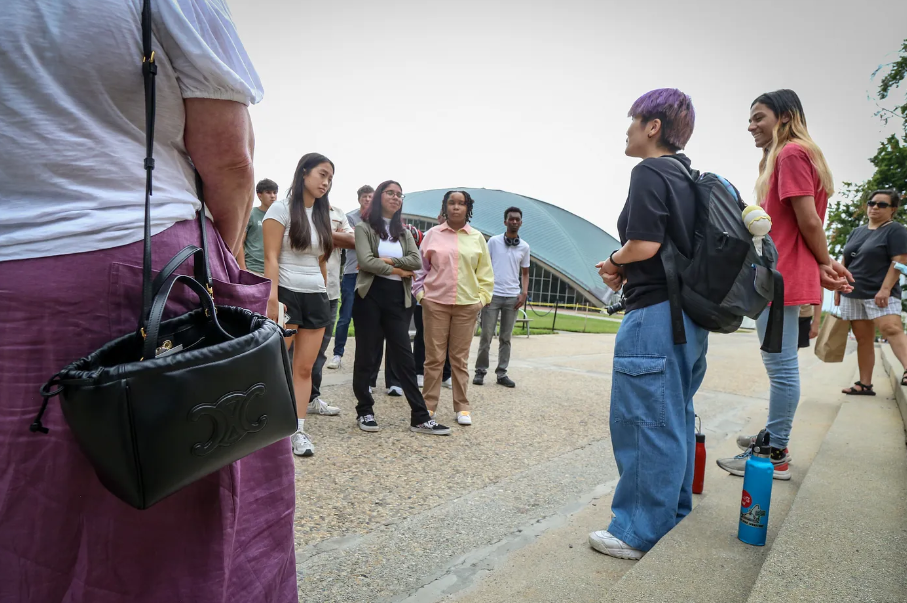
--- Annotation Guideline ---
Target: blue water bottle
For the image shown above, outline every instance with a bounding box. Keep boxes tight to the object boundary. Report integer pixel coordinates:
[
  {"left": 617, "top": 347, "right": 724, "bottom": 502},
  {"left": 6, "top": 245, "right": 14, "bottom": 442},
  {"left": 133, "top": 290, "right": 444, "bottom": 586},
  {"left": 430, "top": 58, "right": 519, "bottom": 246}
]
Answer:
[{"left": 738, "top": 430, "right": 774, "bottom": 546}]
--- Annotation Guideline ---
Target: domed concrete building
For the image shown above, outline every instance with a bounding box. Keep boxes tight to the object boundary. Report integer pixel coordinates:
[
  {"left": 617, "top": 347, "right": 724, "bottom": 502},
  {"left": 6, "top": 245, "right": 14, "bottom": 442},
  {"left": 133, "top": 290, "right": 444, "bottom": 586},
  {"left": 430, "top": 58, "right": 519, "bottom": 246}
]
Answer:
[{"left": 402, "top": 188, "right": 621, "bottom": 308}]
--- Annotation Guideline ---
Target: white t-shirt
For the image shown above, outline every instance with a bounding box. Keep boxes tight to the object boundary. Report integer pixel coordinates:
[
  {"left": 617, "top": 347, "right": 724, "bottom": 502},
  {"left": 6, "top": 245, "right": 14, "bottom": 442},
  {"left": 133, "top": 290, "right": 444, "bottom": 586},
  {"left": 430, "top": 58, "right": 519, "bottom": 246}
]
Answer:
[
  {"left": 326, "top": 204, "right": 355, "bottom": 300},
  {"left": 487, "top": 234, "right": 531, "bottom": 297},
  {"left": 0, "top": 0, "right": 263, "bottom": 262},
  {"left": 264, "top": 199, "right": 326, "bottom": 294},
  {"left": 377, "top": 235, "right": 404, "bottom": 282}
]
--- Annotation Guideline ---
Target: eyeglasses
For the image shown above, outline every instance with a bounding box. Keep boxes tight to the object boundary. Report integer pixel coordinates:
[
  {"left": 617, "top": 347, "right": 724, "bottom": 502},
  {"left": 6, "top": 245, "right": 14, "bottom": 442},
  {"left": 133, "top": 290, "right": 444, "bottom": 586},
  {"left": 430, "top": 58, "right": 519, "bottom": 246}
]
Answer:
[
  {"left": 868, "top": 201, "right": 893, "bottom": 208},
  {"left": 385, "top": 191, "right": 405, "bottom": 200}
]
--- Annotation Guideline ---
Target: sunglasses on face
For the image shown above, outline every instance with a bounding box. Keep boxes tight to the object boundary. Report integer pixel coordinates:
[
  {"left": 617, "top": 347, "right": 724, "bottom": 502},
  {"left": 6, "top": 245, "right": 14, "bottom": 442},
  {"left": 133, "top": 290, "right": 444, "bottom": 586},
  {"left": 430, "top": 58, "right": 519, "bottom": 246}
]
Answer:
[{"left": 868, "top": 200, "right": 893, "bottom": 209}]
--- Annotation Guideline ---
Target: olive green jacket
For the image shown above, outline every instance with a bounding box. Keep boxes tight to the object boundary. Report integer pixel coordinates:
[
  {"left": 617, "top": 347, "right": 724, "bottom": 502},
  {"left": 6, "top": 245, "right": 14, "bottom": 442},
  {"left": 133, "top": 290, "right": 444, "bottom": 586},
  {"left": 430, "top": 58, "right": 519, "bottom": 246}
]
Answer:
[{"left": 354, "top": 221, "right": 422, "bottom": 308}]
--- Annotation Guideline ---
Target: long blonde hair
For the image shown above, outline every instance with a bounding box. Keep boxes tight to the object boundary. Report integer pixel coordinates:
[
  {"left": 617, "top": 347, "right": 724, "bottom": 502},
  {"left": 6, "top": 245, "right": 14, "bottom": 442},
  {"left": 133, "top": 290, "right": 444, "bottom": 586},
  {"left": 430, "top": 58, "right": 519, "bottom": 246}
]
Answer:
[{"left": 752, "top": 90, "right": 834, "bottom": 204}]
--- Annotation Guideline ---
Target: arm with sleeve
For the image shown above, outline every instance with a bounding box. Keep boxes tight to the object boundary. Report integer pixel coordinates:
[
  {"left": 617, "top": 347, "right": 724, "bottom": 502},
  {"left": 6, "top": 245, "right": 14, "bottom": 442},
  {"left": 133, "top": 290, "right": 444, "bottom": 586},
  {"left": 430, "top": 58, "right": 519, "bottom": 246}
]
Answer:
[{"left": 354, "top": 222, "right": 394, "bottom": 276}]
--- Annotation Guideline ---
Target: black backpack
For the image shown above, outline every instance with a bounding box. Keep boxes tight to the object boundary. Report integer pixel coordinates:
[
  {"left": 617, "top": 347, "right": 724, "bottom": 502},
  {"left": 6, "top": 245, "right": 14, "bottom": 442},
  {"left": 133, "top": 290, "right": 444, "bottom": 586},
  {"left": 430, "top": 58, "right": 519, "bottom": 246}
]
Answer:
[{"left": 661, "top": 161, "right": 784, "bottom": 353}]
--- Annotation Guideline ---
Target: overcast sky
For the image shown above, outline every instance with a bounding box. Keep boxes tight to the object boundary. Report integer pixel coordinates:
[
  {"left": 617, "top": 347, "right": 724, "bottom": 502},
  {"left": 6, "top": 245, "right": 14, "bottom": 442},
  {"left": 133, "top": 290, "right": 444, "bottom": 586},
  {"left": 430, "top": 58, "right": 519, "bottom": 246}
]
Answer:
[{"left": 229, "top": 0, "right": 906, "bottom": 239}]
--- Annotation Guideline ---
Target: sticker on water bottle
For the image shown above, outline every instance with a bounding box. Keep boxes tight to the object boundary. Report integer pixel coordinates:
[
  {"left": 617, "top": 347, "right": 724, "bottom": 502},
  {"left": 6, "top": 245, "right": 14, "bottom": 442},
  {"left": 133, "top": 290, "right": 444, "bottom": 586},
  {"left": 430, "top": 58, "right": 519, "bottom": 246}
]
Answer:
[{"left": 740, "top": 490, "right": 767, "bottom": 528}]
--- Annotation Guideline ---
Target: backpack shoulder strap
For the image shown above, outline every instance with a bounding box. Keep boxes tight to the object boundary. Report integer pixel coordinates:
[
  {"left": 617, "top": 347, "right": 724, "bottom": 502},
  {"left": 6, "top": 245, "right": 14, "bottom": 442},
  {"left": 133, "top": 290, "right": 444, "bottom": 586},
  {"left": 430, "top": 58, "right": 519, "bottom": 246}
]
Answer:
[{"left": 661, "top": 237, "right": 687, "bottom": 345}]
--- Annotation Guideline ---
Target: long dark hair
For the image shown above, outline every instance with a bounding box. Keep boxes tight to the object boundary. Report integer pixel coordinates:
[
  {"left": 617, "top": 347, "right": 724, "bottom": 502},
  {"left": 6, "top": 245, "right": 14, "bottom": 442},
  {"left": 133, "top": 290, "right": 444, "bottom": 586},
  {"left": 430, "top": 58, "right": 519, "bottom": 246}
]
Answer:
[
  {"left": 285, "top": 153, "right": 334, "bottom": 260},
  {"left": 366, "top": 180, "right": 405, "bottom": 241},
  {"left": 441, "top": 190, "right": 475, "bottom": 222}
]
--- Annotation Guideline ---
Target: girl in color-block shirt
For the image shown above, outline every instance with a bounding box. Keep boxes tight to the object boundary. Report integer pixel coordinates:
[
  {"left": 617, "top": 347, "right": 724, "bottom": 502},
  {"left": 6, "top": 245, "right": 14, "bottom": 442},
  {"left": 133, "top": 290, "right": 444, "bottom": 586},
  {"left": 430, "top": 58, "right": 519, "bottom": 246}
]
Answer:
[{"left": 414, "top": 191, "right": 494, "bottom": 425}]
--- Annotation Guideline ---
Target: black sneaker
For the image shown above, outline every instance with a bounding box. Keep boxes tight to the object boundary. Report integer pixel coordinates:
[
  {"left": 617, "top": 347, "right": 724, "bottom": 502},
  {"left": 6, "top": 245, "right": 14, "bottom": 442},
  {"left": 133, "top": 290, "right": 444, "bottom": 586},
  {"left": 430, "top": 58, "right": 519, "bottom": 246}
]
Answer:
[
  {"left": 496, "top": 375, "right": 516, "bottom": 388},
  {"left": 410, "top": 420, "right": 452, "bottom": 435},
  {"left": 473, "top": 373, "right": 484, "bottom": 385},
  {"left": 357, "top": 414, "right": 379, "bottom": 432}
]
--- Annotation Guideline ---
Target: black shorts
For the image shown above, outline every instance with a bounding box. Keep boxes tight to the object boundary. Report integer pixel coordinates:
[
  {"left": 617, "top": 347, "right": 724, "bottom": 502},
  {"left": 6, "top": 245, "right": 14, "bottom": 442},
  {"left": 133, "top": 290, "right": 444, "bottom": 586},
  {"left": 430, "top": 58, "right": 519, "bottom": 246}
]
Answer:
[
  {"left": 798, "top": 316, "right": 811, "bottom": 349},
  {"left": 278, "top": 287, "right": 332, "bottom": 330}
]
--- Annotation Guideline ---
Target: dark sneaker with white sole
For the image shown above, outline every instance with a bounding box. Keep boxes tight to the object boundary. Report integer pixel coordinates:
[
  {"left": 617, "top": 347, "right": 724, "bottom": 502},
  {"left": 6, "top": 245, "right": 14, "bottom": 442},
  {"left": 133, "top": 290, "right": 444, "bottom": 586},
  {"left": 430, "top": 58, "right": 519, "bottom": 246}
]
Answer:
[
  {"left": 357, "top": 414, "right": 380, "bottom": 432},
  {"left": 410, "top": 420, "right": 451, "bottom": 435}
]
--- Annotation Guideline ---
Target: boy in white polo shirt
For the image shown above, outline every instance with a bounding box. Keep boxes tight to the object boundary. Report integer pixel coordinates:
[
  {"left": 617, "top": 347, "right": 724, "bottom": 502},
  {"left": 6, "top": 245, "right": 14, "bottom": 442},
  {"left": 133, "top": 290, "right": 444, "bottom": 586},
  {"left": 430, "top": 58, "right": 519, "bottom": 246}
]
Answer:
[{"left": 474, "top": 206, "right": 530, "bottom": 387}]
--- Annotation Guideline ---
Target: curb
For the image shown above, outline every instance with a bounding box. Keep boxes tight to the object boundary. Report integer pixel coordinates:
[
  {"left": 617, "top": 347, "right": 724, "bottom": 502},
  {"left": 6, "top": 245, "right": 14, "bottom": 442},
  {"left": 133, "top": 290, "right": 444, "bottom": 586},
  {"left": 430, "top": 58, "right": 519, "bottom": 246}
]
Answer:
[{"left": 878, "top": 343, "right": 907, "bottom": 443}]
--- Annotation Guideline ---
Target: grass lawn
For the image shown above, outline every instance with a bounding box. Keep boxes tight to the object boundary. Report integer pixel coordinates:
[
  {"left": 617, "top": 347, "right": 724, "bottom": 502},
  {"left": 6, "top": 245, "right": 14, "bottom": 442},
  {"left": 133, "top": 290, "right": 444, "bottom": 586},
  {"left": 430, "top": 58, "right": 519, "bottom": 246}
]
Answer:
[
  {"left": 337, "top": 307, "right": 622, "bottom": 338},
  {"left": 510, "top": 307, "right": 621, "bottom": 335}
]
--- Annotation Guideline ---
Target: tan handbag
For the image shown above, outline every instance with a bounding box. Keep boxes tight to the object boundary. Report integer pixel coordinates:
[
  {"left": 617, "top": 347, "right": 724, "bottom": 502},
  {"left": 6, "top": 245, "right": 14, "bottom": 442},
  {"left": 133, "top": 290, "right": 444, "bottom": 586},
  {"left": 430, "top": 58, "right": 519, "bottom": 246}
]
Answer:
[{"left": 814, "top": 313, "right": 850, "bottom": 363}]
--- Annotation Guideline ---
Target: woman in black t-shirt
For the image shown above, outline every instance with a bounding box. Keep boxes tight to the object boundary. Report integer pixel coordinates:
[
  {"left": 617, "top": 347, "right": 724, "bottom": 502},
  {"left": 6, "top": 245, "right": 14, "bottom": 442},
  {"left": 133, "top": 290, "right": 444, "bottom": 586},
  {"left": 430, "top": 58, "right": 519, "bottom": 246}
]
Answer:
[
  {"left": 589, "top": 88, "right": 706, "bottom": 562},
  {"left": 836, "top": 189, "right": 907, "bottom": 393}
]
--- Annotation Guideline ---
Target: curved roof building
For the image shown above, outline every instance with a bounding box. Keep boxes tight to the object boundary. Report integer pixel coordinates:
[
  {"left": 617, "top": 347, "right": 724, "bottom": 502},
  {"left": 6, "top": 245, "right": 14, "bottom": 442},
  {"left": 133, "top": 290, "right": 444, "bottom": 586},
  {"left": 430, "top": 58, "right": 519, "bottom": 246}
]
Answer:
[{"left": 402, "top": 188, "right": 621, "bottom": 307}]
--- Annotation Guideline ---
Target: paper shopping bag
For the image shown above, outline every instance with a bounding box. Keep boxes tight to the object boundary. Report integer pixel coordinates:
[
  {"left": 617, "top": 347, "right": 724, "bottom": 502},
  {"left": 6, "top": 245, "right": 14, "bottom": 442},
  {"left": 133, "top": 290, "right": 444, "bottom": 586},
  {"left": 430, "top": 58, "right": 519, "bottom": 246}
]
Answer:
[{"left": 814, "top": 313, "right": 850, "bottom": 363}]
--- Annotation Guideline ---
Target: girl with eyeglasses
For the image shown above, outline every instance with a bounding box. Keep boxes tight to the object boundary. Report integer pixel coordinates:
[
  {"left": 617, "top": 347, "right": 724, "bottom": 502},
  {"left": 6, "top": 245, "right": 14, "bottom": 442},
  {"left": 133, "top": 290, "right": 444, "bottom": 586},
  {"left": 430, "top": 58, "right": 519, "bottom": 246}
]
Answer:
[
  {"left": 717, "top": 90, "right": 852, "bottom": 481},
  {"left": 351, "top": 180, "right": 451, "bottom": 435},
  {"left": 836, "top": 189, "right": 907, "bottom": 394}
]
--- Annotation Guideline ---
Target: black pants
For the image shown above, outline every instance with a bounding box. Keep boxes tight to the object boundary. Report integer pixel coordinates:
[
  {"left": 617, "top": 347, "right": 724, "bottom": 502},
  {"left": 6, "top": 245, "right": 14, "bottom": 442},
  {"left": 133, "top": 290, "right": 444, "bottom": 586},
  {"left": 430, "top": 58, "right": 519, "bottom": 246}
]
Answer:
[
  {"left": 352, "top": 278, "right": 431, "bottom": 425},
  {"left": 310, "top": 298, "right": 339, "bottom": 402},
  {"left": 412, "top": 302, "right": 452, "bottom": 381}
]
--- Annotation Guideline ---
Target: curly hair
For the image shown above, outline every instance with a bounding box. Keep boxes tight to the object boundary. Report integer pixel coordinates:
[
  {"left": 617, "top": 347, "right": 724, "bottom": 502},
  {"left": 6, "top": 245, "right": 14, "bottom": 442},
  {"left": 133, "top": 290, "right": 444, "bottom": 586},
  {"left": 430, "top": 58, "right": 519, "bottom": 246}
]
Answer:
[{"left": 440, "top": 190, "right": 475, "bottom": 223}]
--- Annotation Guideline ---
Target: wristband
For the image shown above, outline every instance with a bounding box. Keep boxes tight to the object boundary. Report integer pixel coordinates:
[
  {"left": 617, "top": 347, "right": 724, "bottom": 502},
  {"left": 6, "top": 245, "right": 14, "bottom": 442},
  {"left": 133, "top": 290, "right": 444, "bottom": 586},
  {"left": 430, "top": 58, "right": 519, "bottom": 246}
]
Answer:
[{"left": 609, "top": 250, "right": 626, "bottom": 268}]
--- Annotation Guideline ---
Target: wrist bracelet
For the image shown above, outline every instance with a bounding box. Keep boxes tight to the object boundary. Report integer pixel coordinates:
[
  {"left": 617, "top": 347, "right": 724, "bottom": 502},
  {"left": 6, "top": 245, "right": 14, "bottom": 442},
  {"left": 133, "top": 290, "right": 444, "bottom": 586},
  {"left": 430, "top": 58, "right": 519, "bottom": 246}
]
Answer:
[{"left": 609, "top": 250, "right": 625, "bottom": 268}]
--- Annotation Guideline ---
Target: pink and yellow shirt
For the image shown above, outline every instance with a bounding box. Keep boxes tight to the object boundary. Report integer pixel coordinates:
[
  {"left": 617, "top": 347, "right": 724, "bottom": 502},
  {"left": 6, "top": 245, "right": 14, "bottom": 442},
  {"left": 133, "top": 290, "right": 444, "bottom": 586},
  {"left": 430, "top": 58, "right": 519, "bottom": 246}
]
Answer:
[{"left": 413, "top": 222, "right": 494, "bottom": 306}]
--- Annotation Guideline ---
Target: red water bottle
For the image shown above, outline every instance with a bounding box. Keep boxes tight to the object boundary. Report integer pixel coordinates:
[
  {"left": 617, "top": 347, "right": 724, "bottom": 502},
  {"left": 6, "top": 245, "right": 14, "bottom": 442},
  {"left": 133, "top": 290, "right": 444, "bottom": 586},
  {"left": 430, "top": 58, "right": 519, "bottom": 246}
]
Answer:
[{"left": 693, "top": 417, "right": 706, "bottom": 494}]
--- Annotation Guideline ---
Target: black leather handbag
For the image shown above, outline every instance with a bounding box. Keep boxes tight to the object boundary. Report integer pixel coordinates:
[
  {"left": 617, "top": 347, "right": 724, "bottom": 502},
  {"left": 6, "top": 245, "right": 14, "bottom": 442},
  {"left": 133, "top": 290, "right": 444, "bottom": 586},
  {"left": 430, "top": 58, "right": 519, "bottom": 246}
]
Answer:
[{"left": 30, "top": 0, "right": 298, "bottom": 510}]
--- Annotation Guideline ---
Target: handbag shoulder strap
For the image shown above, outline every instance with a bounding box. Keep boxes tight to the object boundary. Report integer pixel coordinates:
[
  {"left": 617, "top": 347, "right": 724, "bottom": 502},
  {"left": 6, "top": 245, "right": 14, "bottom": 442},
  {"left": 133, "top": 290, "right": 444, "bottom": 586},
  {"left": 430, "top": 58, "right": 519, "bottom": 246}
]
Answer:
[{"left": 138, "top": 0, "right": 212, "bottom": 335}]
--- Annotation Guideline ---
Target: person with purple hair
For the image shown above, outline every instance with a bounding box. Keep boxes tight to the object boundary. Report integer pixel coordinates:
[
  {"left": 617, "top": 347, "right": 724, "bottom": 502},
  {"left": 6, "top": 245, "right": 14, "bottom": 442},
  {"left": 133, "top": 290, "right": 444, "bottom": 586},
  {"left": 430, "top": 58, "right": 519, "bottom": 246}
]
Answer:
[{"left": 589, "top": 88, "right": 706, "bottom": 560}]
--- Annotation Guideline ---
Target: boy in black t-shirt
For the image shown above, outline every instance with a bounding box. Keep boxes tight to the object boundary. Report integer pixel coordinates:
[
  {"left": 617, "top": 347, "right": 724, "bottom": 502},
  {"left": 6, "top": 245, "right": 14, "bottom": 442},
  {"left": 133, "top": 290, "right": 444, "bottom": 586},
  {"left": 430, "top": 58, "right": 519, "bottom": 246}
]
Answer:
[{"left": 589, "top": 89, "right": 707, "bottom": 562}]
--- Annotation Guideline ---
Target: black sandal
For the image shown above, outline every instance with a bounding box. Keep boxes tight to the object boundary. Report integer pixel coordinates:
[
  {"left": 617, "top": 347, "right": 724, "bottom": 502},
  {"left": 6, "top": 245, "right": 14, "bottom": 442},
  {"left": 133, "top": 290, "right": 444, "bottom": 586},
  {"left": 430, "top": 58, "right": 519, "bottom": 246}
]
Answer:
[
  {"left": 901, "top": 370, "right": 907, "bottom": 387},
  {"left": 843, "top": 381, "right": 876, "bottom": 396}
]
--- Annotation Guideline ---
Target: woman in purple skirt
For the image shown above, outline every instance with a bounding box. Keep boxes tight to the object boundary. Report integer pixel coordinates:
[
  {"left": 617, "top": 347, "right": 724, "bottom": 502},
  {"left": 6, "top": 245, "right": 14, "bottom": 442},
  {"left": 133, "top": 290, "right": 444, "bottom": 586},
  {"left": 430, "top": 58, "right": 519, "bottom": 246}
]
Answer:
[{"left": 0, "top": 2, "right": 298, "bottom": 602}]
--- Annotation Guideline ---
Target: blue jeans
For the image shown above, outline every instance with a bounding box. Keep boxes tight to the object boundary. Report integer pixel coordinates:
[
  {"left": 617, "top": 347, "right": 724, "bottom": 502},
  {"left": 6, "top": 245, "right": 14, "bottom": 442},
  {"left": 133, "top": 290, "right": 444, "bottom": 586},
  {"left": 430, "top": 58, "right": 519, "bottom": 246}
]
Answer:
[
  {"left": 608, "top": 301, "right": 708, "bottom": 552},
  {"left": 756, "top": 305, "right": 800, "bottom": 449},
  {"left": 333, "top": 273, "right": 357, "bottom": 357}
]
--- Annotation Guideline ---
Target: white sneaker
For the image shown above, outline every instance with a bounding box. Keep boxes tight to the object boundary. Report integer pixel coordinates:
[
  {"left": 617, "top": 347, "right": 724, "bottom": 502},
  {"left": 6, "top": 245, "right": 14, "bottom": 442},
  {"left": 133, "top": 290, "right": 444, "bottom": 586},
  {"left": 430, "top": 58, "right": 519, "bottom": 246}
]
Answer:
[
  {"left": 307, "top": 398, "right": 340, "bottom": 416},
  {"left": 442, "top": 378, "right": 453, "bottom": 389},
  {"left": 326, "top": 355, "right": 342, "bottom": 370},
  {"left": 417, "top": 375, "right": 424, "bottom": 388},
  {"left": 386, "top": 386, "right": 404, "bottom": 397},
  {"left": 291, "top": 431, "right": 315, "bottom": 457},
  {"left": 457, "top": 411, "right": 472, "bottom": 425},
  {"left": 588, "top": 530, "right": 644, "bottom": 560}
]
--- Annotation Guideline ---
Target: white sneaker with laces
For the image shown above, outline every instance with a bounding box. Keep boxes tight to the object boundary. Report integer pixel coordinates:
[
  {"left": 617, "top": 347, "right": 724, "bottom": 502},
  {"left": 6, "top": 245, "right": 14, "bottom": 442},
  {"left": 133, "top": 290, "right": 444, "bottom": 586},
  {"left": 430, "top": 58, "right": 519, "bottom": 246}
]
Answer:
[
  {"left": 291, "top": 431, "right": 315, "bottom": 457},
  {"left": 357, "top": 414, "right": 380, "bottom": 432},
  {"left": 588, "top": 530, "right": 644, "bottom": 560},
  {"left": 326, "top": 355, "right": 342, "bottom": 370},
  {"left": 307, "top": 398, "right": 340, "bottom": 416},
  {"left": 442, "top": 378, "right": 453, "bottom": 389},
  {"left": 417, "top": 375, "right": 424, "bottom": 388},
  {"left": 457, "top": 411, "right": 472, "bottom": 425}
]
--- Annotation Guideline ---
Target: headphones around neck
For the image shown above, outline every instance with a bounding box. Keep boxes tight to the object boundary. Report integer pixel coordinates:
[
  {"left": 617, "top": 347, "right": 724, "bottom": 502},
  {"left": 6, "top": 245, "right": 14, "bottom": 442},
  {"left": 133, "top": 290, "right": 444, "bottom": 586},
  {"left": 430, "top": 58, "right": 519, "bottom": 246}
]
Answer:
[{"left": 504, "top": 235, "right": 520, "bottom": 247}]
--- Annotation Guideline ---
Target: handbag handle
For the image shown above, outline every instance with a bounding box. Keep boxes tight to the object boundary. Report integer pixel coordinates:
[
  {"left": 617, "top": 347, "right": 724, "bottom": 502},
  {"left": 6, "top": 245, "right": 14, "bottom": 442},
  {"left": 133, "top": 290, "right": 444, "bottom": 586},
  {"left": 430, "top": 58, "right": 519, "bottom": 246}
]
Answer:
[
  {"left": 142, "top": 274, "right": 234, "bottom": 360},
  {"left": 139, "top": 0, "right": 213, "bottom": 338}
]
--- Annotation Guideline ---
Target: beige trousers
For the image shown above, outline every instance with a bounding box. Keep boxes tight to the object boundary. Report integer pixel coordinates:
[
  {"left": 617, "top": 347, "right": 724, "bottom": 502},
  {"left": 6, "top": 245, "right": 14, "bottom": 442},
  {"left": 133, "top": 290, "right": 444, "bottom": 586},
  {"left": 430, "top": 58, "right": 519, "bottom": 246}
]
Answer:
[{"left": 422, "top": 299, "right": 481, "bottom": 413}]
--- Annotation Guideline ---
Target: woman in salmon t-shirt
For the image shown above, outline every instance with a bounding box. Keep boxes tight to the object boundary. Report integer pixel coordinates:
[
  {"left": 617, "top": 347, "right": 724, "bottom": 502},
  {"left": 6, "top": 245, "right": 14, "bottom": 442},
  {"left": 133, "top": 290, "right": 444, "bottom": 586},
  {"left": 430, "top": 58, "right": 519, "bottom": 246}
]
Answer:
[{"left": 717, "top": 89, "right": 852, "bottom": 481}]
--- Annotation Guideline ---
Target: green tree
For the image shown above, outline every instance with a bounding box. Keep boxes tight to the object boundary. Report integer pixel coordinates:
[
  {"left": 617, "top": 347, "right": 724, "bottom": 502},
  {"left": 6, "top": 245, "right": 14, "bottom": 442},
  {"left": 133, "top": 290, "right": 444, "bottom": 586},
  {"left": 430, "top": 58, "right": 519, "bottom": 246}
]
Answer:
[{"left": 826, "top": 39, "right": 907, "bottom": 258}]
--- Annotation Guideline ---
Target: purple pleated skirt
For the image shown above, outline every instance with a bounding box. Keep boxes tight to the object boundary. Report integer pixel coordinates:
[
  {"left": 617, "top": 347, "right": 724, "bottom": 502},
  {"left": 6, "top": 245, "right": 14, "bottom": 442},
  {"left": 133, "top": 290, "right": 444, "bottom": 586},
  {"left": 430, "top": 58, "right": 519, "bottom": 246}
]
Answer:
[{"left": 0, "top": 218, "right": 298, "bottom": 603}]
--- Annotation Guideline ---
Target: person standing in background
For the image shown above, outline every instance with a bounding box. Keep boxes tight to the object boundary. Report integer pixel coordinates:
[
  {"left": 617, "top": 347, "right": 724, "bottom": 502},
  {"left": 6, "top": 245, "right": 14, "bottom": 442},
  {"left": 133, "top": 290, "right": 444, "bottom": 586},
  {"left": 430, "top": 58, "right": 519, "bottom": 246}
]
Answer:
[
  {"left": 306, "top": 199, "right": 356, "bottom": 416},
  {"left": 415, "top": 191, "right": 494, "bottom": 426},
  {"left": 237, "top": 178, "right": 278, "bottom": 275},
  {"left": 474, "top": 206, "right": 530, "bottom": 388},
  {"left": 797, "top": 304, "right": 820, "bottom": 349},
  {"left": 351, "top": 180, "right": 451, "bottom": 435},
  {"left": 264, "top": 153, "right": 336, "bottom": 458},
  {"left": 328, "top": 185, "right": 373, "bottom": 370}
]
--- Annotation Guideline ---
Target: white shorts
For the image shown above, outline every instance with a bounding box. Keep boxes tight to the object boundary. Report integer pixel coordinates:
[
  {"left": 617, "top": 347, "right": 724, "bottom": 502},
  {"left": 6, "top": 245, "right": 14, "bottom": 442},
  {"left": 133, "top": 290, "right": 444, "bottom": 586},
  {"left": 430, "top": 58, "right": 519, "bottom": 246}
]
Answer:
[{"left": 838, "top": 296, "right": 901, "bottom": 321}]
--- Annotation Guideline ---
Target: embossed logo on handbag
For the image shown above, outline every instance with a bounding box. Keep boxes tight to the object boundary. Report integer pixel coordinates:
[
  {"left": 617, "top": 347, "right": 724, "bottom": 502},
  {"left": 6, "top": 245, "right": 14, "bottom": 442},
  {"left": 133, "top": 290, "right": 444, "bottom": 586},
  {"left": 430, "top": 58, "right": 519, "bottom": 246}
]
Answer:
[{"left": 189, "top": 383, "right": 269, "bottom": 456}]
